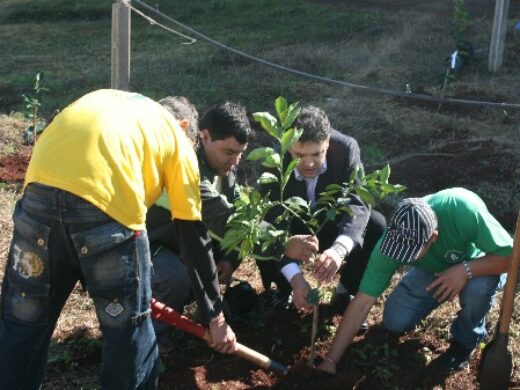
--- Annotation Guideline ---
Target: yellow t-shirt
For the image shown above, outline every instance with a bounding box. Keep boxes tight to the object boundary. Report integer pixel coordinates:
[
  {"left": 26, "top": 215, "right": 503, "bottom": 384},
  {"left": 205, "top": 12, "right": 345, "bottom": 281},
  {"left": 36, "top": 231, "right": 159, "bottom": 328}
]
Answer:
[{"left": 24, "top": 89, "right": 201, "bottom": 230}]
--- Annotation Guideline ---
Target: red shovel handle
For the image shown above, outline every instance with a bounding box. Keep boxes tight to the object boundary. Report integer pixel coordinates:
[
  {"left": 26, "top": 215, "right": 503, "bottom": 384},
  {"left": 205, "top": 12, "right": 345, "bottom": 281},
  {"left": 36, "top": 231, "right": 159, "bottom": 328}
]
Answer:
[
  {"left": 151, "top": 299, "right": 209, "bottom": 340},
  {"left": 150, "top": 298, "right": 288, "bottom": 375}
]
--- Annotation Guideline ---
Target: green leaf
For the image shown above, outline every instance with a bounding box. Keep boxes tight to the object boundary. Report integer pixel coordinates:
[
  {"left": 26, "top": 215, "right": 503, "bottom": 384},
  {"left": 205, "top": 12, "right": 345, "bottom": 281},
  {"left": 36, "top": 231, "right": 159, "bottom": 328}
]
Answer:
[
  {"left": 356, "top": 187, "right": 376, "bottom": 205},
  {"left": 311, "top": 207, "right": 327, "bottom": 218},
  {"left": 274, "top": 214, "right": 286, "bottom": 224},
  {"left": 308, "top": 218, "right": 319, "bottom": 228},
  {"left": 307, "top": 288, "right": 320, "bottom": 305},
  {"left": 275, "top": 96, "right": 288, "bottom": 122},
  {"left": 238, "top": 190, "right": 251, "bottom": 205},
  {"left": 381, "top": 183, "right": 406, "bottom": 193},
  {"left": 247, "top": 147, "right": 275, "bottom": 161},
  {"left": 349, "top": 166, "right": 359, "bottom": 182},
  {"left": 356, "top": 166, "right": 366, "bottom": 181},
  {"left": 324, "top": 183, "right": 343, "bottom": 192},
  {"left": 380, "top": 164, "right": 390, "bottom": 184},
  {"left": 282, "top": 158, "right": 299, "bottom": 189},
  {"left": 285, "top": 158, "right": 299, "bottom": 175},
  {"left": 338, "top": 206, "right": 353, "bottom": 216},
  {"left": 325, "top": 208, "right": 337, "bottom": 221},
  {"left": 257, "top": 172, "right": 279, "bottom": 185},
  {"left": 282, "top": 103, "right": 301, "bottom": 129},
  {"left": 240, "top": 239, "right": 252, "bottom": 257},
  {"left": 253, "top": 112, "right": 279, "bottom": 138},
  {"left": 284, "top": 196, "right": 309, "bottom": 209},
  {"left": 251, "top": 190, "right": 261, "bottom": 204},
  {"left": 336, "top": 197, "right": 351, "bottom": 207},
  {"left": 262, "top": 153, "right": 281, "bottom": 168},
  {"left": 316, "top": 194, "right": 336, "bottom": 203},
  {"left": 267, "top": 229, "right": 285, "bottom": 239},
  {"left": 261, "top": 240, "right": 273, "bottom": 253},
  {"left": 280, "top": 127, "right": 302, "bottom": 155}
]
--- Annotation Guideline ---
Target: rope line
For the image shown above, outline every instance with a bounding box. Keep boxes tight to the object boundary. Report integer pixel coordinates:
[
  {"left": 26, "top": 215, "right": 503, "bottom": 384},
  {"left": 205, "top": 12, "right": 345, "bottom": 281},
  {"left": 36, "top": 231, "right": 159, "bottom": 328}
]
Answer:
[
  {"left": 127, "top": 1, "right": 196, "bottom": 44},
  {"left": 130, "top": 0, "right": 520, "bottom": 110}
]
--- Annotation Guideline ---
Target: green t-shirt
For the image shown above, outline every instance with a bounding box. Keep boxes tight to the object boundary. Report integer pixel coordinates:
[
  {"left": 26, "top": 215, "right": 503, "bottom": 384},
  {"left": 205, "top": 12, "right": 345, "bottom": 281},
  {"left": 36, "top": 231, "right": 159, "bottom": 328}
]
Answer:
[{"left": 359, "top": 188, "right": 513, "bottom": 297}]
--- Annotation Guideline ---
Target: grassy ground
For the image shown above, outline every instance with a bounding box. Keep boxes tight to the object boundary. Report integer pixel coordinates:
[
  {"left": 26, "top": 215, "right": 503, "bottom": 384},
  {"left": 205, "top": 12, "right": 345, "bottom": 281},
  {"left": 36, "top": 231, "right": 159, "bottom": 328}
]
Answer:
[{"left": 1, "top": 0, "right": 520, "bottom": 388}]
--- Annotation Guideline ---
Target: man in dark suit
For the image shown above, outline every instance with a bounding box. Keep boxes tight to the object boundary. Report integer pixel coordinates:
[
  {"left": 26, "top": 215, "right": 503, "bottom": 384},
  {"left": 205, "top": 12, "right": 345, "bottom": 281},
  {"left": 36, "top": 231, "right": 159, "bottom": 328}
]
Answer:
[{"left": 259, "top": 105, "right": 386, "bottom": 312}]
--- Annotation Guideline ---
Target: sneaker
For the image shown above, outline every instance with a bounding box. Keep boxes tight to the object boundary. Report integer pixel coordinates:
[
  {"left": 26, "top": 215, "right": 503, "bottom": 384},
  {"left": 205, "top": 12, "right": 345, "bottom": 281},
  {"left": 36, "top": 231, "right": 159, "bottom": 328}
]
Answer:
[{"left": 430, "top": 340, "right": 474, "bottom": 372}]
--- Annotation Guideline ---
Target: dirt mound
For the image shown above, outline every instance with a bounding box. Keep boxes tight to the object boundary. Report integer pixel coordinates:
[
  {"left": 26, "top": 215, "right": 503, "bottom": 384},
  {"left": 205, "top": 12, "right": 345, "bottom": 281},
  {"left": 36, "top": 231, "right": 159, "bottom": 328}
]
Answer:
[
  {"left": 390, "top": 138, "right": 519, "bottom": 229},
  {"left": 393, "top": 88, "right": 516, "bottom": 118},
  {"left": 0, "top": 147, "right": 31, "bottom": 183}
]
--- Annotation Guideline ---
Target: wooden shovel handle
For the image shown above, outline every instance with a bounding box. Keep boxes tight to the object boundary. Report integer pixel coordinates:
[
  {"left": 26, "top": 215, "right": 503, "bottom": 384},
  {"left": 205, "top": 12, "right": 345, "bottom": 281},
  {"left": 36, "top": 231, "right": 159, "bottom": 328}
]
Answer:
[
  {"left": 498, "top": 212, "right": 520, "bottom": 334},
  {"left": 150, "top": 299, "right": 288, "bottom": 375}
]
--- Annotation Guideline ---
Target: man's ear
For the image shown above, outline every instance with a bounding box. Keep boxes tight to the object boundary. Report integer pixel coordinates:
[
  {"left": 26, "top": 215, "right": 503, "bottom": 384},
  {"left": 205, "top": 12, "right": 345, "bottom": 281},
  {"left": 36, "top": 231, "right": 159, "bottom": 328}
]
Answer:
[
  {"left": 323, "top": 137, "right": 331, "bottom": 151},
  {"left": 430, "top": 230, "right": 439, "bottom": 243},
  {"left": 180, "top": 119, "right": 190, "bottom": 131},
  {"left": 200, "top": 129, "right": 210, "bottom": 143}
]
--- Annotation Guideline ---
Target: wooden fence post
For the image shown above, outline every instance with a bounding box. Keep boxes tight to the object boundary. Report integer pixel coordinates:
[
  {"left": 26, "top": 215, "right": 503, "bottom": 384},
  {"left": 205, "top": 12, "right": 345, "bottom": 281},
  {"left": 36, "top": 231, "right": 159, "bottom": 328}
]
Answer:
[
  {"left": 488, "top": 0, "right": 510, "bottom": 72},
  {"left": 111, "top": 0, "right": 131, "bottom": 90}
]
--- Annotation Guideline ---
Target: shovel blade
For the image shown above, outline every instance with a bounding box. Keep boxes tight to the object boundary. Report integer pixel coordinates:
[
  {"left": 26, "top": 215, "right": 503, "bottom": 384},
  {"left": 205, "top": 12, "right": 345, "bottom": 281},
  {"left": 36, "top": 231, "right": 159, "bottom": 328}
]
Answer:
[{"left": 478, "top": 333, "right": 511, "bottom": 390}]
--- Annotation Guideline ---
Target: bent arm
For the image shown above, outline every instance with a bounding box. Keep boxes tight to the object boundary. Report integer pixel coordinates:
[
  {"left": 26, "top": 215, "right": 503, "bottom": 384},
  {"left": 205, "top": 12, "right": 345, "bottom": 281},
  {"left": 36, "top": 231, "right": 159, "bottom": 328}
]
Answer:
[
  {"left": 332, "top": 134, "right": 371, "bottom": 247},
  {"left": 200, "top": 177, "right": 242, "bottom": 267},
  {"left": 200, "top": 181, "right": 235, "bottom": 237},
  {"left": 426, "top": 254, "right": 511, "bottom": 303},
  {"left": 173, "top": 219, "right": 223, "bottom": 322},
  {"left": 467, "top": 253, "right": 511, "bottom": 276}
]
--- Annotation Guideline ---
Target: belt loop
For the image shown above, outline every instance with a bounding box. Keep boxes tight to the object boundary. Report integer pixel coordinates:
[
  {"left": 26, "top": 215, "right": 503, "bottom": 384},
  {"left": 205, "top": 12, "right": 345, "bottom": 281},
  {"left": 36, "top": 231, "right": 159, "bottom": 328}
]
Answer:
[
  {"left": 131, "top": 309, "right": 150, "bottom": 326},
  {"left": 57, "top": 189, "right": 68, "bottom": 212}
]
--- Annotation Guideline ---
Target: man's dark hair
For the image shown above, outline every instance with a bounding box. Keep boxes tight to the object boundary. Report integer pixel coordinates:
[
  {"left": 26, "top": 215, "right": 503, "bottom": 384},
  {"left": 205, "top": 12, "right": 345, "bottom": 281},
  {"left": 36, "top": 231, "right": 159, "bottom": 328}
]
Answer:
[
  {"left": 159, "top": 96, "right": 199, "bottom": 143},
  {"left": 199, "top": 102, "right": 251, "bottom": 144},
  {"left": 295, "top": 105, "right": 331, "bottom": 144}
]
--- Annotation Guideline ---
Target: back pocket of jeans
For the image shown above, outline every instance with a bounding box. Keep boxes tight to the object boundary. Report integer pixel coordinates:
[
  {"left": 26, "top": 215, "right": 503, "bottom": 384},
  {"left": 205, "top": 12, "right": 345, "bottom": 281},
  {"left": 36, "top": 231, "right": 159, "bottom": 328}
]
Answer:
[
  {"left": 70, "top": 220, "right": 135, "bottom": 259},
  {"left": 71, "top": 220, "right": 137, "bottom": 297},
  {"left": 71, "top": 221, "right": 146, "bottom": 328}
]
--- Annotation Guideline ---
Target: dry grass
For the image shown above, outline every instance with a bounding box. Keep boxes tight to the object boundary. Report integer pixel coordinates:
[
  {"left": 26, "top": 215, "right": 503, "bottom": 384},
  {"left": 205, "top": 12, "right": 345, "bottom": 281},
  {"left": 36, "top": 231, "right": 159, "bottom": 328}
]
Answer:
[
  {"left": 0, "top": 114, "right": 26, "bottom": 158},
  {"left": 0, "top": 188, "right": 19, "bottom": 282}
]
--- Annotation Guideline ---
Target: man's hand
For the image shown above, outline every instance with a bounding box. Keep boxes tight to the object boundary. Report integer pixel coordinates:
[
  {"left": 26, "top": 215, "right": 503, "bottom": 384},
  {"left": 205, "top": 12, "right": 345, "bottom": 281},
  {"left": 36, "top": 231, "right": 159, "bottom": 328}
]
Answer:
[
  {"left": 208, "top": 313, "right": 237, "bottom": 354},
  {"left": 284, "top": 235, "right": 319, "bottom": 263},
  {"left": 314, "top": 248, "right": 342, "bottom": 283},
  {"left": 426, "top": 264, "right": 469, "bottom": 303},
  {"left": 217, "top": 261, "right": 234, "bottom": 284},
  {"left": 290, "top": 273, "right": 312, "bottom": 313}
]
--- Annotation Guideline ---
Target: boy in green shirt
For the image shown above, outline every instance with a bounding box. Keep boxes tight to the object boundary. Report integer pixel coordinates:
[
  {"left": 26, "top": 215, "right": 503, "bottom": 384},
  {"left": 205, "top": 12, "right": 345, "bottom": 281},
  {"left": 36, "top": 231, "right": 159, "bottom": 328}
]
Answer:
[{"left": 317, "top": 188, "right": 512, "bottom": 374}]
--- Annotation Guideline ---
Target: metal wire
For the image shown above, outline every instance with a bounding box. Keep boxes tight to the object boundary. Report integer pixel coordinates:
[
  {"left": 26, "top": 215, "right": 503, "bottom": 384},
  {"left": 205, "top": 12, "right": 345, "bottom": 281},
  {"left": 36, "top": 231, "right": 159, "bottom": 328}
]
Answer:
[{"left": 130, "top": 0, "right": 520, "bottom": 110}]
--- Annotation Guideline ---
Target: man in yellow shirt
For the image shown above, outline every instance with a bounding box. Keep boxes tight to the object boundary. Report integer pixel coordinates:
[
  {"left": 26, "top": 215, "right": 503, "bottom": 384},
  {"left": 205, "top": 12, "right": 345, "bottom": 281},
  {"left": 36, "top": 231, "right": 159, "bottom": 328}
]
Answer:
[{"left": 0, "top": 89, "right": 236, "bottom": 389}]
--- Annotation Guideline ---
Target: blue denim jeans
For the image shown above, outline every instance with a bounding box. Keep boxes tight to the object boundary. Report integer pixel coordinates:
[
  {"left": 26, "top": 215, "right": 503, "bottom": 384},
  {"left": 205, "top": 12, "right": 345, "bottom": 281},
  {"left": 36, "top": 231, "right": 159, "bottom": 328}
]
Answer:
[
  {"left": 151, "top": 246, "right": 190, "bottom": 336},
  {"left": 0, "top": 184, "right": 159, "bottom": 389},
  {"left": 383, "top": 266, "right": 506, "bottom": 349}
]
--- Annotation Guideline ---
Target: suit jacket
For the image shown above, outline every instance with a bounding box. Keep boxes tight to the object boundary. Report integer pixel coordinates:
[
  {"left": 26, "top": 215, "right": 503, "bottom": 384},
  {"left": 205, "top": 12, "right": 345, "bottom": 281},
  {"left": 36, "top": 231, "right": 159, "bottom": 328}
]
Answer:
[{"left": 261, "top": 129, "right": 371, "bottom": 260}]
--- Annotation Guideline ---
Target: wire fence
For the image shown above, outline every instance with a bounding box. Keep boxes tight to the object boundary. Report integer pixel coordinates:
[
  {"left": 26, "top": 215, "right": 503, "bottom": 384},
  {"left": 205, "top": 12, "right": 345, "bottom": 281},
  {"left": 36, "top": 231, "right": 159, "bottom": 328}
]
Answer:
[{"left": 128, "top": 0, "right": 520, "bottom": 110}]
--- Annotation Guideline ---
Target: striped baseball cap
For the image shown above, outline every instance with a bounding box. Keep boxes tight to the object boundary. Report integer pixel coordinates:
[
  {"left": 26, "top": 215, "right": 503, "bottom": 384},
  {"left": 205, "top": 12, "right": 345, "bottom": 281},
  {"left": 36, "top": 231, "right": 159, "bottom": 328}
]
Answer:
[{"left": 380, "top": 198, "right": 437, "bottom": 263}]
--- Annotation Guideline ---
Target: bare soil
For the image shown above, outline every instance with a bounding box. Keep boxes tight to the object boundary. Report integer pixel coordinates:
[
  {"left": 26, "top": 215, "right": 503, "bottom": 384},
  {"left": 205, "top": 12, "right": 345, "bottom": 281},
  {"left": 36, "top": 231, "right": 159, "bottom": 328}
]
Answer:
[{"left": 0, "top": 146, "right": 31, "bottom": 182}]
